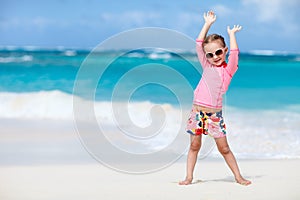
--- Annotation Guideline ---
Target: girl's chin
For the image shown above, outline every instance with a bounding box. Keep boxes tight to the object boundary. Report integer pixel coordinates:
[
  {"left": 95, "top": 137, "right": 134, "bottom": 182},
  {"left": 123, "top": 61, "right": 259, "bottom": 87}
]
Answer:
[{"left": 213, "top": 60, "right": 223, "bottom": 66}]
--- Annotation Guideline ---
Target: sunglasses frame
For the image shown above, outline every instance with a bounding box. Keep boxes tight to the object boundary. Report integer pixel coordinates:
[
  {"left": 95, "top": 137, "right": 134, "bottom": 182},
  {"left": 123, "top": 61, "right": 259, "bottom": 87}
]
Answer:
[{"left": 205, "top": 48, "right": 225, "bottom": 59}]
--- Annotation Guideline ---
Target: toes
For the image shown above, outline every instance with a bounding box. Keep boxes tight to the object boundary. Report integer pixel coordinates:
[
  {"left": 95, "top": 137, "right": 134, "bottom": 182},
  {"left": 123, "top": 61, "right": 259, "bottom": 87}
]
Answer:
[
  {"left": 179, "top": 180, "right": 192, "bottom": 185},
  {"left": 237, "top": 179, "right": 251, "bottom": 186}
]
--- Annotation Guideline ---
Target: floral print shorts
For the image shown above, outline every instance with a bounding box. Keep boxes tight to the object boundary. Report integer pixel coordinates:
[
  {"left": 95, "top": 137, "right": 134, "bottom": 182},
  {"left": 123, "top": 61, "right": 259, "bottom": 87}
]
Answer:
[{"left": 186, "top": 107, "right": 226, "bottom": 138}]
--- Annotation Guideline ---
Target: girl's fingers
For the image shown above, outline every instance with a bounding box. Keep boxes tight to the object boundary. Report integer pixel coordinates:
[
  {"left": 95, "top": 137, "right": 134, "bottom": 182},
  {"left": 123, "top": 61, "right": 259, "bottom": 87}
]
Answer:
[
  {"left": 227, "top": 25, "right": 242, "bottom": 33},
  {"left": 237, "top": 25, "right": 242, "bottom": 30},
  {"left": 204, "top": 11, "right": 216, "bottom": 22},
  {"left": 231, "top": 25, "right": 242, "bottom": 31}
]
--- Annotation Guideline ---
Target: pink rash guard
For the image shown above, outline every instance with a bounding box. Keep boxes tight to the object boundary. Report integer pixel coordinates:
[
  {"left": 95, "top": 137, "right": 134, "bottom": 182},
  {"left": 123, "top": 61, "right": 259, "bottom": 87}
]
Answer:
[{"left": 193, "top": 39, "right": 239, "bottom": 109}]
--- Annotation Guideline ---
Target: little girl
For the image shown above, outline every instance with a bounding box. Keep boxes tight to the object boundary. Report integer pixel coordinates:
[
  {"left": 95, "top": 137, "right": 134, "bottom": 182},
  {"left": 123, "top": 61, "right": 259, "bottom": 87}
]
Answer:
[{"left": 179, "top": 11, "right": 251, "bottom": 186}]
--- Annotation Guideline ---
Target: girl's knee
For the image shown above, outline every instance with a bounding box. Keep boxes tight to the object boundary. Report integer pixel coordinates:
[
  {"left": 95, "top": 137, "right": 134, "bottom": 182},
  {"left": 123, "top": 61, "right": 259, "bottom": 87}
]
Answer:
[
  {"left": 218, "top": 146, "right": 230, "bottom": 155},
  {"left": 190, "top": 141, "right": 201, "bottom": 152}
]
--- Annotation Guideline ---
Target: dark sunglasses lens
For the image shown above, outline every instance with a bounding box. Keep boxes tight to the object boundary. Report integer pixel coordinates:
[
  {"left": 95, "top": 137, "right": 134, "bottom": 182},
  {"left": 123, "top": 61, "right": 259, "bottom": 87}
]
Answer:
[
  {"left": 206, "top": 53, "right": 213, "bottom": 59},
  {"left": 215, "top": 49, "right": 223, "bottom": 56}
]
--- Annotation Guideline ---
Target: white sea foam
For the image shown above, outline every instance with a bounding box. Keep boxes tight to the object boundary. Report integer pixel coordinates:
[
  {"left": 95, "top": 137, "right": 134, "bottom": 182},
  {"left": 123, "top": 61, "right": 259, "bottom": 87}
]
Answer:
[
  {"left": 0, "top": 91, "right": 73, "bottom": 119},
  {"left": 148, "top": 52, "right": 172, "bottom": 60},
  {"left": 213, "top": 107, "right": 300, "bottom": 159},
  {"left": 0, "top": 55, "right": 33, "bottom": 63},
  {"left": 125, "top": 48, "right": 173, "bottom": 60},
  {"left": 63, "top": 50, "right": 77, "bottom": 56},
  {"left": 0, "top": 90, "right": 299, "bottom": 159},
  {"left": 126, "top": 52, "right": 145, "bottom": 58},
  {"left": 247, "top": 49, "right": 297, "bottom": 56}
]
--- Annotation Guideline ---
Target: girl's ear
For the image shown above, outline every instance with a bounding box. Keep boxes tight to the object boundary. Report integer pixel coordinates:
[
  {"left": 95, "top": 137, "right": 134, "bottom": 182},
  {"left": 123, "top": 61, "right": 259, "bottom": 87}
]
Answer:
[{"left": 225, "top": 47, "right": 229, "bottom": 54}]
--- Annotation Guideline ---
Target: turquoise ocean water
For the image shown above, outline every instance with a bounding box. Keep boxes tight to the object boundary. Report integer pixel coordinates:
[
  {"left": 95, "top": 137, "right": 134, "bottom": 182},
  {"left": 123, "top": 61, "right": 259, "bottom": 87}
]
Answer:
[
  {"left": 1, "top": 47, "right": 300, "bottom": 159},
  {"left": 1, "top": 48, "right": 299, "bottom": 108}
]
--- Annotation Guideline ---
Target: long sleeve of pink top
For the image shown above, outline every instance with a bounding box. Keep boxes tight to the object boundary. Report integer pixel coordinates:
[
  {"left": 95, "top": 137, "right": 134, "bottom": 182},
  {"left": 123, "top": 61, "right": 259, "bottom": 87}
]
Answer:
[{"left": 193, "top": 39, "right": 239, "bottom": 109}]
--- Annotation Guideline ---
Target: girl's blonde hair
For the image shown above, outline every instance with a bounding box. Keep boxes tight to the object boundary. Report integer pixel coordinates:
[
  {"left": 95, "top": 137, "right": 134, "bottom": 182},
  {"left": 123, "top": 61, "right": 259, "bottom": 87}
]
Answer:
[{"left": 202, "top": 34, "right": 226, "bottom": 48}]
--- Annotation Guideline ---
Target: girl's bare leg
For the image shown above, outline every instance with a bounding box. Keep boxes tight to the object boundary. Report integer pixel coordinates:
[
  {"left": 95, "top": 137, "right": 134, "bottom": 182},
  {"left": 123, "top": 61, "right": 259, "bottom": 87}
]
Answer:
[
  {"left": 179, "top": 135, "right": 202, "bottom": 185},
  {"left": 215, "top": 137, "right": 251, "bottom": 186}
]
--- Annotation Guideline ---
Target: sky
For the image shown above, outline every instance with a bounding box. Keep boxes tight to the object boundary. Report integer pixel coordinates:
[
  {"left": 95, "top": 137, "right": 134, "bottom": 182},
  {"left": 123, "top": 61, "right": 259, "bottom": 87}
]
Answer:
[{"left": 1, "top": 0, "right": 300, "bottom": 52}]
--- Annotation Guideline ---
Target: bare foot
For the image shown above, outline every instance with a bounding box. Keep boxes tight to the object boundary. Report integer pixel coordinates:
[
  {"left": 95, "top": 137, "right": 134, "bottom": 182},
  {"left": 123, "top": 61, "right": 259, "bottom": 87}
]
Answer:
[
  {"left": 179, "top": 178, "right": 193, "bottom": 185},
  {"left": 236, "top": 177, "right": 252, "bottom": 186}
]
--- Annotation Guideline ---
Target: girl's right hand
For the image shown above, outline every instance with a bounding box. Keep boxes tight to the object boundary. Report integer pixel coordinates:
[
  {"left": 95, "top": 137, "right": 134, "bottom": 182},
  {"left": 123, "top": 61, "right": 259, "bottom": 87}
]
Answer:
[{"left": 203, "top": 11, "right": 216, "bottom": 25}]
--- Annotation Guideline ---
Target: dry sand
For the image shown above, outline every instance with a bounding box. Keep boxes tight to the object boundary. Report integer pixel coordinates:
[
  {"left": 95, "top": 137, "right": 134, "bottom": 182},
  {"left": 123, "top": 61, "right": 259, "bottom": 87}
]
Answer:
[
  {"left": 0, "top": 159, "right": 299, "bottom": 200},
  {"left": 0, "top": 119, "right": 299, "bottom": 200}
]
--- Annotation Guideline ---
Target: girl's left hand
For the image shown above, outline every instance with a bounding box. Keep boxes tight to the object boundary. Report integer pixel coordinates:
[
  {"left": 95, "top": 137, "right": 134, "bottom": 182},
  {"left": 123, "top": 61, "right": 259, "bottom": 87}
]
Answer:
[{"left": 227, "top": 25, "right": 242, "bottom": 35}]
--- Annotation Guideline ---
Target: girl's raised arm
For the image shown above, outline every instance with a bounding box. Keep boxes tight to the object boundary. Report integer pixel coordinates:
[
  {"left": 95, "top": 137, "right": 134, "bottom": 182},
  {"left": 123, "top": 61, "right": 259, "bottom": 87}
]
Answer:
[
  {"left": 227, "top": 25, "right": 242, "bottom": 50},
  {"left": 197, "top": 11, "right": 216, "bottom": 41}
]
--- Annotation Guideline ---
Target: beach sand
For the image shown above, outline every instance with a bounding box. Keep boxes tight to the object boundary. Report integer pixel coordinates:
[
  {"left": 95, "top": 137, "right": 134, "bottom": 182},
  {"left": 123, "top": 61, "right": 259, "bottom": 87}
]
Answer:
[
  {"left": 0, "top": 119, "right": 299, "bottom": 200},
  {"left": 0, "top": 159, "right": 299, "bottom": 200}
]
